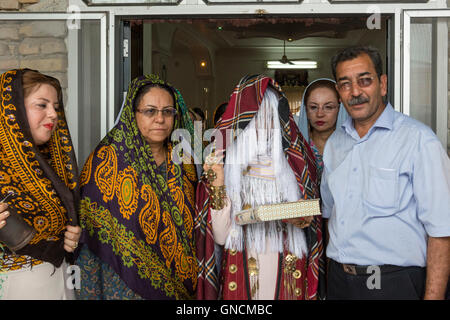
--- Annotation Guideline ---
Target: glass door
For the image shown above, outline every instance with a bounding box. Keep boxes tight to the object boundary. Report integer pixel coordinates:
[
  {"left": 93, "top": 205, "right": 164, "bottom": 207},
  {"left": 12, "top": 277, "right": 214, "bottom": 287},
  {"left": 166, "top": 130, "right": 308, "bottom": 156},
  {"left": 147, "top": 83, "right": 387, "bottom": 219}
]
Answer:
[
  {"left": 403, "top": 9, "right": 450, "bottom": 153},
  {"left": 0, "top": 12, "right": 108, "bottom": 166}
]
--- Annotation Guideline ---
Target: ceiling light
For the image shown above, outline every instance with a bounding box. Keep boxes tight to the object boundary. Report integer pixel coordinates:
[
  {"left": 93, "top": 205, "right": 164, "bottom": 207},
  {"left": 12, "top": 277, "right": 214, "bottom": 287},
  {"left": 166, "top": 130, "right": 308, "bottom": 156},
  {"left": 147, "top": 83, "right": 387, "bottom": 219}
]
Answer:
[{"left": 266, "top": 61, "right": 317, "bottom": 69}]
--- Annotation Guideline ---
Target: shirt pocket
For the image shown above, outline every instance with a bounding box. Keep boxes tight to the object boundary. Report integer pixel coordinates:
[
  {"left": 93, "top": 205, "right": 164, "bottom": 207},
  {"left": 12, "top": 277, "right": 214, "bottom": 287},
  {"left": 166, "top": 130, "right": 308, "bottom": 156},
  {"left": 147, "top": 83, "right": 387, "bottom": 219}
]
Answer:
[{"left": 363, "top": 166, "right": 399, "bottom": 214}]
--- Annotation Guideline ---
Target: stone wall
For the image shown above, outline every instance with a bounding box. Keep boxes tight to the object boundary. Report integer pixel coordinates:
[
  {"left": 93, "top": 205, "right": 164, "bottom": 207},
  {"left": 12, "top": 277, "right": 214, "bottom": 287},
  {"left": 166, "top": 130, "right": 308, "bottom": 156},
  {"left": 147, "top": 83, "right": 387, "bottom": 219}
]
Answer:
[
  {"left": 0, "top": 0, "right": 67, "bottom": 12},
  {"left": 0, "top": 0, "right": 69, "bottom": 102},
  {"left": 0, "top": 21, "right": 68, "bottom": 99}
]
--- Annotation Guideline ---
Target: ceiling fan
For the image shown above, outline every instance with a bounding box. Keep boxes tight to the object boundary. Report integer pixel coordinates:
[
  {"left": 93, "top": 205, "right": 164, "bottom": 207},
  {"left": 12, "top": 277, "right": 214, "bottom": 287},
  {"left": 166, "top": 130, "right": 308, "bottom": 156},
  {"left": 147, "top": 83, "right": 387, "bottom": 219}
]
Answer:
[{"left": 279, "top": 40, "right": 294, "bottom": 65}]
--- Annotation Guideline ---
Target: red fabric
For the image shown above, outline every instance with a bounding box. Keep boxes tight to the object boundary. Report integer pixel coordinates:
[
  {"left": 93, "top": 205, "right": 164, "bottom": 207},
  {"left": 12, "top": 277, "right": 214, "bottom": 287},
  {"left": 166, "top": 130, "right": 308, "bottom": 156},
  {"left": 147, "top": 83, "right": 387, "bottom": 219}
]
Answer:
[
  {"left": 195, "top": 180, "right": 219, "bottom": 300},
  {"left": 221, "top": 250, "right": 248, "bottom": 300},
  {"left": 195, "top": 75, "right": 324, "bottom": 300}
]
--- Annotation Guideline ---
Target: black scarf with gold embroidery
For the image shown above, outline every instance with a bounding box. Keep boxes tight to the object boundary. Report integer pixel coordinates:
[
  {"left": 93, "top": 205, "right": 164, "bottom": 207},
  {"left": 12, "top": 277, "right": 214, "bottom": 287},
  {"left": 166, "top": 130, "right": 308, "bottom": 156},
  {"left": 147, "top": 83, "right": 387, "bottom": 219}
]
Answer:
[{"left": 0, "top": 69, "right": 79, "bottom": 271}]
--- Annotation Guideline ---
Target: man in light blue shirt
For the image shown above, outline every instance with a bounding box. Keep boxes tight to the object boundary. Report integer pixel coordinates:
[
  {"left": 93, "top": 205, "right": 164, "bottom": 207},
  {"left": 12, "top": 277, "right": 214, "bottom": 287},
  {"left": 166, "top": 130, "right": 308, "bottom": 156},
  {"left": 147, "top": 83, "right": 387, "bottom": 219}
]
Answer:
[{"left": 321, "top": 46, "right": 450, "bottom": 299}]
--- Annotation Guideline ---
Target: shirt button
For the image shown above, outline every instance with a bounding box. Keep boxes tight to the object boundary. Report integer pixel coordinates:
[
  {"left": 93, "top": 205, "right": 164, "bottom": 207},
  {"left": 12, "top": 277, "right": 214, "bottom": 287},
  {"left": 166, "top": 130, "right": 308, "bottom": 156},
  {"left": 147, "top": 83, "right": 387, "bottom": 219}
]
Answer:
[
  {"left": 349, "top": 194, "right": 353, "bottom": 199},
  {"left": 353, "top": 168, "right": 357, "bottom": 172}
]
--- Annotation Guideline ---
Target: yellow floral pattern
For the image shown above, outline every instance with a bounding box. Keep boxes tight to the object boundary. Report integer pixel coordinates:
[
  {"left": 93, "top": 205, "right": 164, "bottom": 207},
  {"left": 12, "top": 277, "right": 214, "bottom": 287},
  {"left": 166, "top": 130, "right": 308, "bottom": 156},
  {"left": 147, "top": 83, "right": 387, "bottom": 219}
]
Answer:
[
  {"left": 94, "top": 145, "right": 117, "bottom": 203},
  {"left": 116, "top": 167, "right": 139, "bottom": 220}
]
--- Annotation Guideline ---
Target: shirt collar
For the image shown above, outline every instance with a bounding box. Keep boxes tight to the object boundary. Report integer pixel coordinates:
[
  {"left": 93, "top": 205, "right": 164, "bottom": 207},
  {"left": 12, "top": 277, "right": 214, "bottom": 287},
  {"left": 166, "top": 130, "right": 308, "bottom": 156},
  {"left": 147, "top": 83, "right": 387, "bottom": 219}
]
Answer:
[
  {"left": 341, "top": 102, "right": 395, "bottom": 135},
  {"left": 373, "top": 102, "right": 395, "bottom": 131}
]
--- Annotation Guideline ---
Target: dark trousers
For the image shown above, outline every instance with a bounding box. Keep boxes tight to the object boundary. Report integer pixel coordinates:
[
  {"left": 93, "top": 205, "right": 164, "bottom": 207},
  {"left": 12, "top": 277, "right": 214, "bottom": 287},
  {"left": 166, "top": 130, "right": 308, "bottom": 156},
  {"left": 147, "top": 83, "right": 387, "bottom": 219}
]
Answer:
[{"left": 327, "top": 259, "right": 426, "bottom": 300}]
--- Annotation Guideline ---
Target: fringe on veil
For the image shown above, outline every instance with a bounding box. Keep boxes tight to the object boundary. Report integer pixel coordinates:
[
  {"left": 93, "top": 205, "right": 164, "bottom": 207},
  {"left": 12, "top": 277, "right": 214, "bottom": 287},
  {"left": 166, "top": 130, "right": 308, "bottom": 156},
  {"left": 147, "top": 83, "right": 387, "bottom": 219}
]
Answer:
[{"left": 223, "top": 88, "right": 308, "bottom": 258}]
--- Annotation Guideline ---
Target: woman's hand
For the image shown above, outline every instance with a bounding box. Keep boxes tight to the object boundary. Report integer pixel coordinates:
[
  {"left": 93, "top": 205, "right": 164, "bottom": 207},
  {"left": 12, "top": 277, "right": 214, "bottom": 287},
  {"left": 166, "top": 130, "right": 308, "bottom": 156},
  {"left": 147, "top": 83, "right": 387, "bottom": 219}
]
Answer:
[
  {"left": 204, "top": 152, "right": 225, "bottom": 187},
  {"left": 286, "top": 216, "right": 313, "bottom": 229},
  {"left": 0, "top": 203, "right": 9, "bottom": 230},
  {"left": 204, "top": 163, "right": 224, "bottom": 187},
  {"left": 64, "top": 225, "right": 81, "bottom": 253}
]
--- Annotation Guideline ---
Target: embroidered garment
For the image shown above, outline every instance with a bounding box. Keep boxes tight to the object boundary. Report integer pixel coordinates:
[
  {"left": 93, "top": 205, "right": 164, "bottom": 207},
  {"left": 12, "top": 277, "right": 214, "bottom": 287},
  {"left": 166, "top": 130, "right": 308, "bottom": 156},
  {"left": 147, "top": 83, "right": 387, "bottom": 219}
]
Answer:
[
  {"left": 195, "top": 74, "right": 325, "bottom": 300},
  {"left": 0, "top": 69, "right": 79, "bottom": 272},
  {"left": 77, "top": 74, "right": 198, "bottom": 300},
  {"left": 75, "top": 245, "right": 143, "bottom": 300},
  {"left": 309, "top": 141, "right": 324, "bottom": 180}
]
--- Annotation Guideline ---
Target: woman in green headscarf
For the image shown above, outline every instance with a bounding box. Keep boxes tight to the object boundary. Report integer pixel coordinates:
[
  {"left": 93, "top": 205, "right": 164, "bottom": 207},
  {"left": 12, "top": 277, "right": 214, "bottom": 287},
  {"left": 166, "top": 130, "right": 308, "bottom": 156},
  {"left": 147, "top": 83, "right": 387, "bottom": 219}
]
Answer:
[{"left": 76, "top": 75, "right": 198, "bottom": 300}]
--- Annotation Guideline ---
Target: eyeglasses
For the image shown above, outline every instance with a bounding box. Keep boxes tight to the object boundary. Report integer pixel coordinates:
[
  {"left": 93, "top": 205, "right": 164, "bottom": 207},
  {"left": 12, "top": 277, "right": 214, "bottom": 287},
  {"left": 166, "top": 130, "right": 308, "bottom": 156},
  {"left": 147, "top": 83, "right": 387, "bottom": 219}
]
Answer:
[
  {"left": 336, "top": 76, "right": 375, "bottom": 91},
  {"left": 306, "top": 104, "right": 339, "bottom": 114},
  {"left": 136, "top": 107, "right": 177, "bottom": 118}
]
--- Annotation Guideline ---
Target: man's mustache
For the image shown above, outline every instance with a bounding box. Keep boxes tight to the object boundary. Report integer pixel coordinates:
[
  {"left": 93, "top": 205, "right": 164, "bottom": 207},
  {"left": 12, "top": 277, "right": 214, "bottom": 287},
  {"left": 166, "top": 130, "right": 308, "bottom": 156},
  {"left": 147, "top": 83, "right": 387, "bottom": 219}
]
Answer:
[{"left": 347, "top": 96, "right": 369, "bottom": 106}]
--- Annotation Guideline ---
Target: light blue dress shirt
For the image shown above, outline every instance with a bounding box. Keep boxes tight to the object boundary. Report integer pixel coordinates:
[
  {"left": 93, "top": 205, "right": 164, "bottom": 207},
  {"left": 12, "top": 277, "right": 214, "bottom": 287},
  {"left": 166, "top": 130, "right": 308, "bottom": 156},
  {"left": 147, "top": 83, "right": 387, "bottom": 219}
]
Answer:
[{"left": 321, "top": 103, "right": 450, "bottom": 267}]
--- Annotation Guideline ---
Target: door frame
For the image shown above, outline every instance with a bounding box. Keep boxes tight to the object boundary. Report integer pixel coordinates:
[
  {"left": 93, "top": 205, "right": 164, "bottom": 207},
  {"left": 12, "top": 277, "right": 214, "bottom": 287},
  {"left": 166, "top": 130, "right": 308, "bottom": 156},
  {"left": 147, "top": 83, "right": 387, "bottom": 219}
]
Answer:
[
  {"left": 68, "top": 0, "right": 447, "bottom": 131},
  {"left": 0, "top": 12, "right": 108, "bottom": 157},
  {"left": 403, "top": 9, "right": 449, "bottom": 149}
]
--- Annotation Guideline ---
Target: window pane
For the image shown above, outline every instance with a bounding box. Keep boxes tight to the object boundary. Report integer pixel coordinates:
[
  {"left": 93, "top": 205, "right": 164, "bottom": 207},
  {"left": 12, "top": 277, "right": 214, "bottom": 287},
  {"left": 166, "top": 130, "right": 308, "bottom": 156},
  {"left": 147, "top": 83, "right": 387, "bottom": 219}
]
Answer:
[
  {"left": 410, "top": 17, "right": 449, "bottom": 153},
  {"left": 0, "top": 19, "right": 103, "bottom": 166}
]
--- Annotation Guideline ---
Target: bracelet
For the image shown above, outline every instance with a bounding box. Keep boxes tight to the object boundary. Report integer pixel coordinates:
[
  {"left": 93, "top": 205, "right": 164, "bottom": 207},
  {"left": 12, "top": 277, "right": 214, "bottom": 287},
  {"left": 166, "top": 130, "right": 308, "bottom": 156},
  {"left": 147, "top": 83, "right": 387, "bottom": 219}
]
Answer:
[{"left": 210, "top": 185, "right": 226, "bottom": 210}]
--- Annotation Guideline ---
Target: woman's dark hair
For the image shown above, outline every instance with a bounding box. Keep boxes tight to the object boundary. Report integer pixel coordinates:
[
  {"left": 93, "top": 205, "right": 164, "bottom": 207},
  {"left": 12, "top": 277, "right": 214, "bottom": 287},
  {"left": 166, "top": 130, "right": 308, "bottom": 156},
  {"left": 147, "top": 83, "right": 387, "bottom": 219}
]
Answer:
[
  {"left": 304, "top": 80, "right": 339, "bottom": 106},
  {"left": 192, "top": 107, "right": 205, "bottom": 121},
  {"left": 331, "top": 46, "right": 383, "bottom": 80},
  {"left": 213, "top": 102, "right": 228, "bottom": 125},
  {"left": 133, "top": 83, "right": 176, "bottom": 112}
]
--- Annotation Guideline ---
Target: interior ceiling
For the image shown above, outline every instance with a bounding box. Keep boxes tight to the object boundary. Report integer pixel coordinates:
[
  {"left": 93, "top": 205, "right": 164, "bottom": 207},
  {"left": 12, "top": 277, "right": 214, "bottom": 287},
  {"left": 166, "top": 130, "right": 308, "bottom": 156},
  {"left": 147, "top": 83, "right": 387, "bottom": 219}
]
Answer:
[
  {"left": 205, "top": 18, "right": 369, "bottom": 41},
  {"left": 167, "top": 17, "right": 380, "bottom": 50}
]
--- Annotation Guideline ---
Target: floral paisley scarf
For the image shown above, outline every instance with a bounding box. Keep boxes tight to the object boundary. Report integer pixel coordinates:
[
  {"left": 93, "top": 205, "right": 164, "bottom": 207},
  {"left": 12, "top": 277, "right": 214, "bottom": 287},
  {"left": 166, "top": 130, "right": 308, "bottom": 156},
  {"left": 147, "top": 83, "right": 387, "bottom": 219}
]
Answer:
[
  {"left": 0, "top": 69, "right": 79, "bottom": 271},
  {"left": 78, "top": 74, "right": 198, "bottom": 299},
  {"left": 195, "top": 74, "right": 326, "bottom": 300}
]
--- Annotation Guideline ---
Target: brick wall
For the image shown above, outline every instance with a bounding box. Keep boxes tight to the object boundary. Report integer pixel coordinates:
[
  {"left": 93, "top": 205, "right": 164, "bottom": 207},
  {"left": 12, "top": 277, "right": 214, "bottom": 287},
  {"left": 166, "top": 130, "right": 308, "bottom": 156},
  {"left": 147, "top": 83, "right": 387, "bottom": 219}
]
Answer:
[
  {"left": 0, "top": 0, "right": 69, "bottom": 103},
  {"left": 0, "top": 0, "right": 67, "bottom": 11}
]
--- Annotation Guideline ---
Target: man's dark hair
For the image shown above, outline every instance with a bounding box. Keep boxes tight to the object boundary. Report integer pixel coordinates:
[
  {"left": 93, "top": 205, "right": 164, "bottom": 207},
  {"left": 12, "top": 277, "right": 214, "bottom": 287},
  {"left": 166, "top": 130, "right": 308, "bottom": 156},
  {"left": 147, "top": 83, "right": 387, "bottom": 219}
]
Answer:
[{"left": 331, "top": 46, "right": 383, "bottom": 80}]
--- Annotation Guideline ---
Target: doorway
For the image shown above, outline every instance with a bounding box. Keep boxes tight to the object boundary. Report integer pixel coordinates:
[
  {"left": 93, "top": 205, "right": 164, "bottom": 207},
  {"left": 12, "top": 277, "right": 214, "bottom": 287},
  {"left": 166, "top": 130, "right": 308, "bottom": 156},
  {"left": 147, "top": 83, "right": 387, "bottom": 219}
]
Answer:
[{"left": 123, "top": 15, "right": 389, "bottom": 128}]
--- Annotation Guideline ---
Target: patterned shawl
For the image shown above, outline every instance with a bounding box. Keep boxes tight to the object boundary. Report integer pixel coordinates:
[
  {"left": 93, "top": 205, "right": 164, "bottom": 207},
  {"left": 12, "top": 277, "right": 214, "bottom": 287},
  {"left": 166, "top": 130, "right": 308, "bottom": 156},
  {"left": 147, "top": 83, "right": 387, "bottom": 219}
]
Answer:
[
  {"left": 78, "top": 74, "right": 198, "bottom": 300},
  {"left": 0, "top": 69, "right": 79, "bottom": 271},
  {"left": 195, "top": 74, "right": 326, "bottom": 300}
]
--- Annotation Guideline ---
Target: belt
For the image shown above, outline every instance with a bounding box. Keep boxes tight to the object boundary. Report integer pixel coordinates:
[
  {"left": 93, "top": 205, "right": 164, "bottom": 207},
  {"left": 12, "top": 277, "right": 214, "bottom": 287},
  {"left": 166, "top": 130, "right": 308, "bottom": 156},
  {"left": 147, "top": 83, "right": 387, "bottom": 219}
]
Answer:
[{"left": 332, "top": 259, "right": 412, "bottom": 276}]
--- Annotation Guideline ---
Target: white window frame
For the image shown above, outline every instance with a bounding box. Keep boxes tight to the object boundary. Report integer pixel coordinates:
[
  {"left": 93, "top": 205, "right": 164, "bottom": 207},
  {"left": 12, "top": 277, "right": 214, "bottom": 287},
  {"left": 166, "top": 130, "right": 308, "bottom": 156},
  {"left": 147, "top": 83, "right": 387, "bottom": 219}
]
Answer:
[
  {"left": 0, "top": 12, "right": 108, "bottom": 158},
  {"left": 70, "top": 0, "right": 448, "bottom": 131},
  {"left": 403, "top": 9, "right": 449, "bottom": 149}
]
